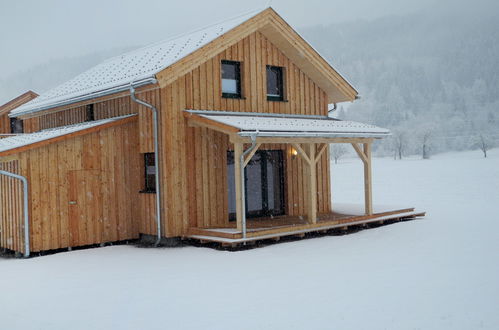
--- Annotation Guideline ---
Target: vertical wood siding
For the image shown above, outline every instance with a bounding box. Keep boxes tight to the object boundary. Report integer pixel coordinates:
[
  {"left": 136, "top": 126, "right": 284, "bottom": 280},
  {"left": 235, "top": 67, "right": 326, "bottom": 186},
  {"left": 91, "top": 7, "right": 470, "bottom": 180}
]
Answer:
[
  {"left": 0, "top": 120, "right": 142, "bottom": 253},
  {"left": 141, "top": 31, "right": 331, "bottom": 237},
  {"left": 0, "top": 114, "right": 11, "bottom": 135},
  {"left": 9, "top": 30, "right": 332, "bottom": 241},
  {"left": 0, "top": 160, "right": 26, "bottom": 254}
]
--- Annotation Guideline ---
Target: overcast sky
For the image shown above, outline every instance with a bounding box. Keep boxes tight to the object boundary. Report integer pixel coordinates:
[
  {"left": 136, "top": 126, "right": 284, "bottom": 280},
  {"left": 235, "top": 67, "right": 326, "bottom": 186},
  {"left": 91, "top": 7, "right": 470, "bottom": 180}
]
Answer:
[{"left": 0, "top": 0, "right": 494, "bottom": 78}]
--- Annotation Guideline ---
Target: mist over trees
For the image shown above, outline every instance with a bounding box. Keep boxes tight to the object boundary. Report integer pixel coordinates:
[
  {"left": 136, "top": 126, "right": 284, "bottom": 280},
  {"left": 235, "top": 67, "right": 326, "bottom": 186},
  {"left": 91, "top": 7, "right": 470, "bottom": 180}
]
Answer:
[
  {"left": 302, "top": 8, "right": 499, "bottom": 157},
  {"left": 1, "top": 6, "right": 498, "bottom": 158},
  {"left": 0, "top": 47, "right": 135, "bottom": 106}
]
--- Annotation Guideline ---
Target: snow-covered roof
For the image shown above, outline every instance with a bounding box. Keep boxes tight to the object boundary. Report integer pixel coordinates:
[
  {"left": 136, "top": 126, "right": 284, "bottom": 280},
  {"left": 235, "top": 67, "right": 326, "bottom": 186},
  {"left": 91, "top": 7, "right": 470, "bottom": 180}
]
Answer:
[
  {"left": 11, "top": 9, "right": 263, "bottom": 117},
  {"left": 186, "top": 110, "right": 390, "bottom": 138},
  {"left": 0, "top": 115, "right": 136, "bottom": 154}
]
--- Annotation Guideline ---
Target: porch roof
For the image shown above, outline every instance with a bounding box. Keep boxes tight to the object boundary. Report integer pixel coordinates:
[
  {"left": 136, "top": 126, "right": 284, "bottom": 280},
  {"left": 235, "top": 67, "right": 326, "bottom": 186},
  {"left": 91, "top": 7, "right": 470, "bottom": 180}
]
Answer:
[{"left": 184, "top": 110, "right": 390, "bottom": 139}]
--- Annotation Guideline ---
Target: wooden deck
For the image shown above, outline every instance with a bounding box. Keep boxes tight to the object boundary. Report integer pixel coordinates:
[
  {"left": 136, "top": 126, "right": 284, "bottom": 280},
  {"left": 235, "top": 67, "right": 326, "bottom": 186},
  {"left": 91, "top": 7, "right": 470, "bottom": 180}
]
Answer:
[{"left": 187, "top": 204, "right": 426, "bottom": 245}]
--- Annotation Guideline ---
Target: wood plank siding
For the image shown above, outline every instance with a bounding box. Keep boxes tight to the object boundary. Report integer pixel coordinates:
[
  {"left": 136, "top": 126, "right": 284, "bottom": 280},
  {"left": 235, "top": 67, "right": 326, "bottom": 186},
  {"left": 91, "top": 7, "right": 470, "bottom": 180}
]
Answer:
[
  {"left": 0, "top": 114, "right": 11, "bottom": 135},
  {"left": 0, "top": 119, "right": 141, "bottom": 253},
  {"left": 4, "top": 29, "right": 334, "bottom": 244},
  {"left": 149, "top": 30, "right": 332, "bottom": 237},
  {"left": 0, "top": 160, "right": 25, "bottom": 254}
]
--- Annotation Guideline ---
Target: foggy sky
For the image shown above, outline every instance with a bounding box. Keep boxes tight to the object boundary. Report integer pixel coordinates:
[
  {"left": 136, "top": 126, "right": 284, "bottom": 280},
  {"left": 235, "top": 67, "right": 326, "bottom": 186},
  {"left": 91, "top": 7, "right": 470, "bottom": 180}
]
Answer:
[{"left": 0, "top": 0, "right": 495, "bottom": 79}]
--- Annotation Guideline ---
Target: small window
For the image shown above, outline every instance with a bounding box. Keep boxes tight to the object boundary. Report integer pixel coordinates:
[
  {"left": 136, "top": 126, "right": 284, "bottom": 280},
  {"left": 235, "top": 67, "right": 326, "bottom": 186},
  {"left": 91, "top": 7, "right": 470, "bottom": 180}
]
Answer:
[
  {"left": 221, "top": 60, "right": 242, "bottom": 98},
  {"left": 143, "top": 153, "right": 156, "bottom": 193},
  {"left": 266, "top": 65, "right": 285, "bottom": 101},
  {"left": 10, "top": 117, "right": 23, "bottom": 134},
  {"left": 86, "top": 104, "right": 95, "bottom": 122}
]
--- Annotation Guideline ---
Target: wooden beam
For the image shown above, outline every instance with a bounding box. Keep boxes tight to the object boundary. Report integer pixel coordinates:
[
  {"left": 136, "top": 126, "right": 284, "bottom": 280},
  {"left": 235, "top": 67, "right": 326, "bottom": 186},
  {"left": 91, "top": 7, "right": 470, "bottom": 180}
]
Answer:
[
  {"left": 351, "top": 143, "right": 368, "bottom": 164},
  {"left": 314, "top": 143, "right": 328, "bottom": 163},
  {"left": 184, "top": 112, "right": 240, "bottom": 135},
  {"left": 292, "top": 143, "right": 311, "bottom": 165},
  {"left": 363, "top": 142, "right": 373, "bottom": 215},
  {"left": 305, "top": 143, "right": 317, "bottom": 224},
  {"left": 243, "top": 143, "right": 261, "bottom": 168},
  {"left": 234, "top": 143, "right": 244, "bottom": 231}
]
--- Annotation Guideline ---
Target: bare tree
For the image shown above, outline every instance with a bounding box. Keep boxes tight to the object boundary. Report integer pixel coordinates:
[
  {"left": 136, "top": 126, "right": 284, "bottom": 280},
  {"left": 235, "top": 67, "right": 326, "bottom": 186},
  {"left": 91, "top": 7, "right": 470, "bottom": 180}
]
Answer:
[
  {"left": 331, "top": 144, "right": 347, "bottom": 164},
  {"left": 392, "top": 131, "right": 407, "bottom": 160},
  {"left": 478, "top": 134, "right": 489, "bottom": 158},
  {"left": 421, "top": 130, "right": 432, "bottom": 159}
]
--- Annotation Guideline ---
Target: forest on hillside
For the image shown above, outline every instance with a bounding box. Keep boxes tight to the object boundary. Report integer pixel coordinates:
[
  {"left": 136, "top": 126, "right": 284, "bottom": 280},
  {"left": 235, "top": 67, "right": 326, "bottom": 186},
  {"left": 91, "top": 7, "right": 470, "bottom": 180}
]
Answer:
[
  {"left": 302, "top": 8, "right": 499, "bottom": 157},
  {"left": 1, "top": 8, "right": 497, "bottom": 158}
]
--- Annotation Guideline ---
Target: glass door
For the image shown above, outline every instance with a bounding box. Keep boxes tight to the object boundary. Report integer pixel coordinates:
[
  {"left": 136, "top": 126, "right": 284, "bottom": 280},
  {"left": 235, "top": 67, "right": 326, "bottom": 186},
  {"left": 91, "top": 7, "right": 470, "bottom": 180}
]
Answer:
[{"left": 227, "top": 150, "right": 285, "bottom": 220}]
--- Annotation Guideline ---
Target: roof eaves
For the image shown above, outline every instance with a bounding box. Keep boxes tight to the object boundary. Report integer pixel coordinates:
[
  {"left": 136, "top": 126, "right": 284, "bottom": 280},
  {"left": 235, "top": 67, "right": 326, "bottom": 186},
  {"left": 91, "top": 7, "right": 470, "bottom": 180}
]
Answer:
[
  {"left": 0, "top": 114, "right": 137, "bottom": 157},
  {"left": 9, "top": 77, "right": 156, "bottom": 118}
]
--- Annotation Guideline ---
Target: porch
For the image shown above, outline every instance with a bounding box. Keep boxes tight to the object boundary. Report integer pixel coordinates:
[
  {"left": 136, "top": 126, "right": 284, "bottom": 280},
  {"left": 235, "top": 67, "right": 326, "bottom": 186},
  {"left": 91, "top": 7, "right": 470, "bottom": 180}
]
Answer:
[
  {"left": 183, "top": 110, "right": 424, "bottom": 245},
  {"left": 187, "top": 204, "right": 426, "bottom": 244}
]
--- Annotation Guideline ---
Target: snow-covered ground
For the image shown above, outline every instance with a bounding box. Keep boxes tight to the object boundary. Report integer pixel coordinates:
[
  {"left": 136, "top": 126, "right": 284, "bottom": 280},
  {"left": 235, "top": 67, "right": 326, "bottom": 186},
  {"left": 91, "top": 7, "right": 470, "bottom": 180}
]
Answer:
[{"left": 1, "top": 149, "right": 498, "bottom": 330}]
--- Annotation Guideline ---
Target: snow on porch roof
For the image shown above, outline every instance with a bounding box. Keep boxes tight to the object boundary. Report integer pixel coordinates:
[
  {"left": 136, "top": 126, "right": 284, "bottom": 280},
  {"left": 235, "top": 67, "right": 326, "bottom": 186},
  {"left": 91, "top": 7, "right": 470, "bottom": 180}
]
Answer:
[
  {"left": 185, "top": 110, "right": 390, "bottom": 138},
  {"left": 10, "top": 9, "right": 263, "bottom": 117},
  {"left": 0, "top": 115, "right": 136, "bottom": 154}
]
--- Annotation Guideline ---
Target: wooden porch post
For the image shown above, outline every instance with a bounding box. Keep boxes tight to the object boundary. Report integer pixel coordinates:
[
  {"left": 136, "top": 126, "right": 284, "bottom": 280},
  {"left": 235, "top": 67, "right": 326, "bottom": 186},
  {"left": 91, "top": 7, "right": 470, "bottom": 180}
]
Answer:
[
  {"left": 351, "top": 141, "right": 373, "bottom": 215},
  {"left": 292, "top": 142, "right": 327, "bottom": 224},
  {"left": 234, "top": 143, "right": 244, "bottom": 231},
  {"left": 363, "top": 142, "right": 373, "bottom": 215},
  {"left": 306, "top": 143, "right": 317, "bottom": 224}
]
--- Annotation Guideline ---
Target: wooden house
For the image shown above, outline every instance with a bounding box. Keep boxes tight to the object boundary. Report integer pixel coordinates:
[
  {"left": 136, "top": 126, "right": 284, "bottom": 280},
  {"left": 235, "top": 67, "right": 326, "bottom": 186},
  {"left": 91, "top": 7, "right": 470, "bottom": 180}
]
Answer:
[
  {"left": 0, "top": 91, "right": 38, "bottom": 137},
  {"left": 0, "top": 8, "right": 424, "bottom": 257}
]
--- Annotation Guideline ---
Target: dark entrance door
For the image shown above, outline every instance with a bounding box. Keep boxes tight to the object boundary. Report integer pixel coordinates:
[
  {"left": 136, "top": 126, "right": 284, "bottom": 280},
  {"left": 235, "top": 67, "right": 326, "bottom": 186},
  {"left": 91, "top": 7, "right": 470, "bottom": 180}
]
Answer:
[{"left": 227, "top": 150, "right": 285, "bottom": 220}]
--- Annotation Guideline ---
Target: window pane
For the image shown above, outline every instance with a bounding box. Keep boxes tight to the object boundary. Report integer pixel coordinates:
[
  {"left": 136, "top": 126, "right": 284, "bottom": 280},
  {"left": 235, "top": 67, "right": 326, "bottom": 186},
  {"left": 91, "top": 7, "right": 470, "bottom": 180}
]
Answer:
[
  {"left": 221, "top": 61, "right": 241, "bottom": 97},
  {"left": 10, "top": 118, "right": 23, "bottom": 134},
  {"left": 144, "top": 153, "right": 156, "bottom": 192},
  {"left": 267, "top": 66, "right": 283, "bottom": 99},
  {"left": 146, "top": 165, "right": 156, "bottom": 175},
  {"left": 222, "top": 79, "right": 238, "bottom": 94},
  {"left": 222, "top": 62, "right": 237, "bottom": 79}
]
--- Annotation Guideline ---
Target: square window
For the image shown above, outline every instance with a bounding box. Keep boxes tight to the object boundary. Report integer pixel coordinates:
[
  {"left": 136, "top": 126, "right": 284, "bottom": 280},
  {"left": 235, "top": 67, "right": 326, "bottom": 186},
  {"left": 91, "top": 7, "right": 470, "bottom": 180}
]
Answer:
[
  {"left": 10, "top": 117, "right": 23, "bottom": 134},
  {"left": 266, "top": 65, "right": 285, "bottom": 101},
  {"left": 86, "top": 104, "right": 95, "bottom": 122},
  {"left": 143, "top": 153, "right": 156, "bottom": 193},
  {"left": 221, "top": 60, "right": 242, "bottom": 98}
]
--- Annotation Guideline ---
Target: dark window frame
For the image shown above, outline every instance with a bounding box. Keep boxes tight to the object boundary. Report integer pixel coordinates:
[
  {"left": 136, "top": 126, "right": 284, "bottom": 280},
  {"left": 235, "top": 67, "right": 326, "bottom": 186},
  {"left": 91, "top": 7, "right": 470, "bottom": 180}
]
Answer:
[
  {"left": 141, "top": 153, "right": 157, "bottom": 193},
  {"left": 10, "top": 117, "right": 24, "bottom": 134},
  {"left": 221, "top": 60, "right": 243, "bottom": 99},
  {"left": 85, "top": 104, "right": 95, "bottom": 122},
  {"left": 266, "top": 65, "right": 286, "bottom": 102}
]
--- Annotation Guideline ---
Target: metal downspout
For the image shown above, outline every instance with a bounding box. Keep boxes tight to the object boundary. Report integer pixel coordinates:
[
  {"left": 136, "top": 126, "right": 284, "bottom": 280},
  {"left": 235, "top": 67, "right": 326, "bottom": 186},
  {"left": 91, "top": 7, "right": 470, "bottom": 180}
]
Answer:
[
  {"left": 0, "top": 170, "right": 29, "bottom": 257},
  {"left": 130, "top": 83, "right": 162, "bottom": 246},
  {"left": 240, "top": 131, "right": 259, "bottom": 239}
]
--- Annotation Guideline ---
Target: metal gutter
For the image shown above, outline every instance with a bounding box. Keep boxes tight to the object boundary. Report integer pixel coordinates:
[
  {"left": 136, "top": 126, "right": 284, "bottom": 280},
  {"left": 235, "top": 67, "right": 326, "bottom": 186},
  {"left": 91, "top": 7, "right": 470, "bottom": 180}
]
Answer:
[
  {"left": 0, "top": 170, "right": 30, "bottom": 257},
  {"left": 238, "top": 131, "right": 391, "bottom": 138},
  {"left": 185, "top": 109, "right": 334, "bottom": 120},
  {"left": 129, "top": 80, "right": 162, "bottom": 246},
  {"left": 10, "top": 77, "right": 157, "bottom": 118}
]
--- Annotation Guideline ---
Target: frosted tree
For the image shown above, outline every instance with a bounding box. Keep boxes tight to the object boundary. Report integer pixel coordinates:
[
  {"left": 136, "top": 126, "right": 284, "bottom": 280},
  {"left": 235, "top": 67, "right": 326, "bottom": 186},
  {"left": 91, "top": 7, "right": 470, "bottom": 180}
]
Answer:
[
  {"left": 392, "top": 131, "right": 407, "bottom": 160},
  {"left": 477, "top": 134, "right": 490, "bottom": 158},
  {"left": 331, "top": 144, "right": 348, "bottom": 164},
  {"left": 416, "top": 125, "right": 435, "bottom": 159}
]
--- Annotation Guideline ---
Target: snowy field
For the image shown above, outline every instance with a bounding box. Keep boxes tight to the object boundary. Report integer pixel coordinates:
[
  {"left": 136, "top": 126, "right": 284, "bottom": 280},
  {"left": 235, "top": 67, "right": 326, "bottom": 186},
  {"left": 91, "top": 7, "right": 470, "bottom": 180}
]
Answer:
[{"left": 1, "top": 149, "right": 498, "bottom": 330}]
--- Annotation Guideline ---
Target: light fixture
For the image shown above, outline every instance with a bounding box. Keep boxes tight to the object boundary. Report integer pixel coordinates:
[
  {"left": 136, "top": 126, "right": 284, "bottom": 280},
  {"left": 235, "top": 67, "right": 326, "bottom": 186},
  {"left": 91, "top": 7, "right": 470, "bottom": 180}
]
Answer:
[{"left": 291, "top": 148, "right": 298, "bottom": 159}]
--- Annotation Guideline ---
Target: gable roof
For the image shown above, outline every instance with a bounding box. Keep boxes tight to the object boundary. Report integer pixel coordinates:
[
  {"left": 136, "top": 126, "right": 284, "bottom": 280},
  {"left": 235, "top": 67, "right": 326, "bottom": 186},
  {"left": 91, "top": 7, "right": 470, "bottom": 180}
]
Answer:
[
  {"left": 0, "top": 91, "right": 38, "bottom": 116},
  {"left": 0, "top": 115, "right": 137, "bottom": 157},
  {"left": 11, "top": 8, "right": 357, "bottom": 118}
]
